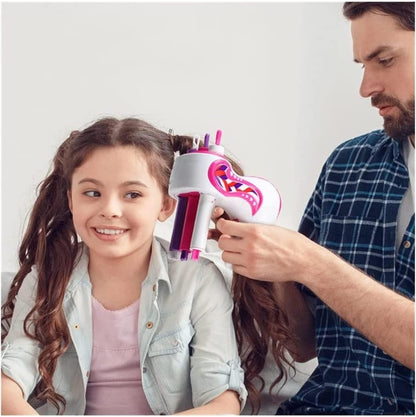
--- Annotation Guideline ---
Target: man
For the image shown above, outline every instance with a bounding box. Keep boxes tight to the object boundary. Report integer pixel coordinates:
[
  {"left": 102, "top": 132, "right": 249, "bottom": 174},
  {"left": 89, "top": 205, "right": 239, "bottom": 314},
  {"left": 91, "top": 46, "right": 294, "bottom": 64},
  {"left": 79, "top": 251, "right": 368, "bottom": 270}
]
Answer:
[{"left": 214, "top": 2, "right": 414, "bottom": 414}]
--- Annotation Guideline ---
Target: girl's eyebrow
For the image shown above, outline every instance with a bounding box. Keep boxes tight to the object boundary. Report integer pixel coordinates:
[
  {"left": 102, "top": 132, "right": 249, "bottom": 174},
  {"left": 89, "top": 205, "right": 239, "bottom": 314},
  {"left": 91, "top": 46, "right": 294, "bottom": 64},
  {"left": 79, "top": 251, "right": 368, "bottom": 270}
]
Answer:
[
  {"left": 77, "top": 178, "right": 148, "bottom": 188},
  {"left": 123, "top": 180, "right": 149, "bottom": 188},
  {"left": 78, "top": 178, "right": 103, "bottom": 186}
]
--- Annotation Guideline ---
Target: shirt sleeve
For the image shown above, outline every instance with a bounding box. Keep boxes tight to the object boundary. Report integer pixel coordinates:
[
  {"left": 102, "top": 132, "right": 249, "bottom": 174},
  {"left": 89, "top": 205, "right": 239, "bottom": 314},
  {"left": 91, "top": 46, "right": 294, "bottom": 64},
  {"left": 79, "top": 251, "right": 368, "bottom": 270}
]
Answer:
[
  {"left": 189, "top": 260, "right": 247, "bottom": 410},
  {"left": 2, "top": 270, "right": 42, "bottom": 400}
]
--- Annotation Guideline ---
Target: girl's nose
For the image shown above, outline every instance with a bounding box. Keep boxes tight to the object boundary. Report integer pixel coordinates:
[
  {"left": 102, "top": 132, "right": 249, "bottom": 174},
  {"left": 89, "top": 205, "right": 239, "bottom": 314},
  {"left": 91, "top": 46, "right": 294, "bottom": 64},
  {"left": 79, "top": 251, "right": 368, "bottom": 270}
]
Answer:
[{"left": 99, "top": 197, "right": 122, "bottom": 218}]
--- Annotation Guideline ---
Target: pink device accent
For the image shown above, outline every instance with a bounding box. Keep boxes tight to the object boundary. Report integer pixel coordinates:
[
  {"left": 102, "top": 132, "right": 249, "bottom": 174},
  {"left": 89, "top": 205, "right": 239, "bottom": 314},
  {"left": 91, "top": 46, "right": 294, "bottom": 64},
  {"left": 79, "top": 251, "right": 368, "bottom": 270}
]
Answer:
[
  {"left": 208, "top": 159, "right": 263, "bottom": 216},
  {"left": 168, "top": 130, "right": 281, "bottom": 261}
]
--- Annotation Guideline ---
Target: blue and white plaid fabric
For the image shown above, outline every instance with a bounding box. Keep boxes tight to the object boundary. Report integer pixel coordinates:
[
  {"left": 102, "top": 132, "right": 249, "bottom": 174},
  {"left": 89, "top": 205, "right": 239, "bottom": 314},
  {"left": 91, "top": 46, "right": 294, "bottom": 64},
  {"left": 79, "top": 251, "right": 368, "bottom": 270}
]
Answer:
[{"left": 279, "top": 130, "right": 415, "bottom": 415}]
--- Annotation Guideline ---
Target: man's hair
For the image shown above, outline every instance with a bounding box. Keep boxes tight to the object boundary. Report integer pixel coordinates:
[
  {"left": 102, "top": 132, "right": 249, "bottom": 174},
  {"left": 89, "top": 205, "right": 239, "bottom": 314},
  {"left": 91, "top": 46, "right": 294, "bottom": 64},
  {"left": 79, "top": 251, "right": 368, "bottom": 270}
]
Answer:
[{"left": 343, "top": 2, "right": 415, "bottom": 31}]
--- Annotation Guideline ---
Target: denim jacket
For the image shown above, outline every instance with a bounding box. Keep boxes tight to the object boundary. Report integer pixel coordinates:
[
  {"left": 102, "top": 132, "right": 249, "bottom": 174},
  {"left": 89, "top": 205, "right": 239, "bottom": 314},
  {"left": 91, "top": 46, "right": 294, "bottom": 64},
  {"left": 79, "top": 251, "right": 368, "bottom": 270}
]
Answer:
[{"left": 2, "top": 237, "right": 247, "bottom": 414}]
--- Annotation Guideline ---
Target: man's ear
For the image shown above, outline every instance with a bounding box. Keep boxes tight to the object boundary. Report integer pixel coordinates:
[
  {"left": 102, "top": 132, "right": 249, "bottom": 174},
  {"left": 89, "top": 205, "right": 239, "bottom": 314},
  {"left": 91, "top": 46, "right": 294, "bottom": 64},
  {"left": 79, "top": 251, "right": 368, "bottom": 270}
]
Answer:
[
  {"left": 158, "top": 196, "right": 176, "bottom": 222},
  {"left": 67, "top": 190, "right": 73, "bottom": 213}
]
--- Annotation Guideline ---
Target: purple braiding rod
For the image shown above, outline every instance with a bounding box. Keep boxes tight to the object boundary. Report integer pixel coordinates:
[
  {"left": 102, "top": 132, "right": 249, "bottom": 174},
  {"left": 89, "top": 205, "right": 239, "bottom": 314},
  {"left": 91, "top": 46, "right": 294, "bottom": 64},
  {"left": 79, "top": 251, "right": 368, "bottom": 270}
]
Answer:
[
  {"left": 169, "top": 195, "right": 188, "bottom": 254},
  {"left": 203, "top": 133, "right": 210, "bottom": 148}
]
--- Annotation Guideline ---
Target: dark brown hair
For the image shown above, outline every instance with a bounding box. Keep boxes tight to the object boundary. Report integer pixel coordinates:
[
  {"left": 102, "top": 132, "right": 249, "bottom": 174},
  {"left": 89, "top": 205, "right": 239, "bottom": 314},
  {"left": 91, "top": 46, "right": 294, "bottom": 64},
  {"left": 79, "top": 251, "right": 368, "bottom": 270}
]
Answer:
[
  {"left": 343, "top": 2, "right": 415, "bottom": 31},
  {"left": 2, "top": 117, "right": 294, "bottom": 413},
  {"left": 232, "top": 275, "right": 295, "bottom": 413},
  {"left": 1, "top": 117, "right": 196, "bottom": 413},
  {"left": 224, "top": 166, "right": 296, "bottom": 413}
]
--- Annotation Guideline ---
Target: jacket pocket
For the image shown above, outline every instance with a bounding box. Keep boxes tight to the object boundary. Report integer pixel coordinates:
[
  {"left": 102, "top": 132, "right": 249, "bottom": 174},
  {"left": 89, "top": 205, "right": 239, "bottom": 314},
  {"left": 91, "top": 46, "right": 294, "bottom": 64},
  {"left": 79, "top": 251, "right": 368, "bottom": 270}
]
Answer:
[
  {"left": 147, "top": 321, "right": 195, "bottom": 396},
  {"left": 148, "top": 321, "right": 195, "bottom": 357}
]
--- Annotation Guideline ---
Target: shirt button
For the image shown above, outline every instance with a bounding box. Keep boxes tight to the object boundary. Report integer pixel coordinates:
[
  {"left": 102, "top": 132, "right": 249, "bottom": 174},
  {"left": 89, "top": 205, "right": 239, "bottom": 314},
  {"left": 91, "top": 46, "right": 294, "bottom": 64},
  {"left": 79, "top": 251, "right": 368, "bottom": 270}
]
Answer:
[
  {"left": 146, "top": 321, "right": 153, "bottom": 329},
  {"left": 172, "top": 339, "right": 179, "bottom": 346},
  {"left": 403, "top": 240, "right": 411, "bottom": 249},
  {"left": 387, "top": 398, "right": 394, "bottom": 406},
  {"left": 86, "top": 371, "right": 90, "bottom": 378},
  {"left": 152, "top": 284, "right": 157, "bottom": 291},
  {"left": 74, "top": 324, "right": 80, "bottom": 330}
]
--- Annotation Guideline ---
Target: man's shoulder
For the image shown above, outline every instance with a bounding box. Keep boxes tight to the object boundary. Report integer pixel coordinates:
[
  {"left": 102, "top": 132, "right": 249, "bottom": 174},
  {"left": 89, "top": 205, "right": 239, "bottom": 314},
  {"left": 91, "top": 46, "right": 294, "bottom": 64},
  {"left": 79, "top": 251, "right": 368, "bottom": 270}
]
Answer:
[
  {"left": 335, "top": 129, "right": 387, "bottom": 151},
  {"left": 326, "top": 129, "right": 391, "bottom": 164}
]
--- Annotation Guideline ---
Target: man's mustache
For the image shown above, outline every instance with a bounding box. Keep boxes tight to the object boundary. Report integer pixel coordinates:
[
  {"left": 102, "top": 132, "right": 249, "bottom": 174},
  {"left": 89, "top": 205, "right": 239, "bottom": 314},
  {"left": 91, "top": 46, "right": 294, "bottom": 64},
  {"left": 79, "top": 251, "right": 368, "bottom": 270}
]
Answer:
[{"left": 371, "top": 94, "right": 402, "bottom": 109}]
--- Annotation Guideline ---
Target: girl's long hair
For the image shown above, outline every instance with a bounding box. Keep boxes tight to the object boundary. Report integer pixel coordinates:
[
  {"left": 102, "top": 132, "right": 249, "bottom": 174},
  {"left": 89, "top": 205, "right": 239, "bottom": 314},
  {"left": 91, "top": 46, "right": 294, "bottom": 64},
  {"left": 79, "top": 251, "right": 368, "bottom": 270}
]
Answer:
[
  {"left": 225, "top": 166, "right": 296, "bottom": 413},
  {"left": 1, "top": 117, "right": 196, "bottom": 413},
  {"left": 2, "top": 117, "right": 294, "bottom": 413},
  {"left": 232, "top": 275, "right": 295, "bottom": 414}
]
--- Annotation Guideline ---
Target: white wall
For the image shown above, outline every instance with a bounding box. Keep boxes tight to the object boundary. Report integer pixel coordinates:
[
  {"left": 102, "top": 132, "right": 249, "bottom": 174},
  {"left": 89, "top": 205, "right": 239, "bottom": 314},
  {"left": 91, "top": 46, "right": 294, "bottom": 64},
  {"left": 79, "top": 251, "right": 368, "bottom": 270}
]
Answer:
[{"left": 2, "top": 2, "right": 381, "bottom": 272}]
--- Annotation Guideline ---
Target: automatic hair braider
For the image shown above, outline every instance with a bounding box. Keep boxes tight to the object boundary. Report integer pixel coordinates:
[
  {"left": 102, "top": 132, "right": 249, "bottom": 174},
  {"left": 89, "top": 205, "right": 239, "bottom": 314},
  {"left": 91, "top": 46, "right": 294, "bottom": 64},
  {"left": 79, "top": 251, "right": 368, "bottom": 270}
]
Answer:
[{"left": 168, "top": 130, "right": 282, "bottom": 261}]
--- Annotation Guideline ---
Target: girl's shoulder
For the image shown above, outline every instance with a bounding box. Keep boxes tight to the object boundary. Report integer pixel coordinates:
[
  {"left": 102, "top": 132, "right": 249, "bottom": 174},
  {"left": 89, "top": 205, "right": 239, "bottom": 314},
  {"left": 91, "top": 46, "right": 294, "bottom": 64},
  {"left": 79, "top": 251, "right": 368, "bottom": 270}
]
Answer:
[
  {"left": 14, "top": 266, "right": 39, "bottom": 304},
  {"left": 153, "top": 236, "right": 232, "bottom": 290},
  {"left": 16, "top": 244, "right": 90, "bottom": 299}
]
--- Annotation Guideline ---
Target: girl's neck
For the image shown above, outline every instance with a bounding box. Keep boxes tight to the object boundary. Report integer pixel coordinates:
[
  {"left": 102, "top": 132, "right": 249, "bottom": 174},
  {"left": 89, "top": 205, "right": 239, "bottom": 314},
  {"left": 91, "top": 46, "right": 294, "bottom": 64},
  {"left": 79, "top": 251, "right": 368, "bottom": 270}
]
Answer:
[{"left": 87, "top": 243, "right": 152, "bottom": 311}]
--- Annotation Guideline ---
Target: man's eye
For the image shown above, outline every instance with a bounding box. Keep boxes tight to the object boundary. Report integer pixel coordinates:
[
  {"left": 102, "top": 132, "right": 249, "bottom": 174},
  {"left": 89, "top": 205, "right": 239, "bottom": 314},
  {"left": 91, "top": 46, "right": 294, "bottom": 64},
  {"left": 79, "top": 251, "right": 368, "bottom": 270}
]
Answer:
[
  {"left": 379, "top": 57, "right": 393, "bottom": 67},
  {"left": 126, "top": 192, "right": 142, "bottom": 199},
  {"left": 84, "top": 190, "right": 100, "bottom": 197}
]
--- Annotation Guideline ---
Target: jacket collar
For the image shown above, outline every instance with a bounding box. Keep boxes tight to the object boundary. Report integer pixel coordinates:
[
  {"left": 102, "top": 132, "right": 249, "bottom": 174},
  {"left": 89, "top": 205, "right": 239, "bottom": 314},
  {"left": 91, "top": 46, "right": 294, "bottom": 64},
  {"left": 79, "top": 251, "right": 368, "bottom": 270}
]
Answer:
[
  {"left": 146, "top": 236, "right": 173, "bottom": 293},
  {"left": 65, "top": 236, "right": 231, "bottom": 296}
]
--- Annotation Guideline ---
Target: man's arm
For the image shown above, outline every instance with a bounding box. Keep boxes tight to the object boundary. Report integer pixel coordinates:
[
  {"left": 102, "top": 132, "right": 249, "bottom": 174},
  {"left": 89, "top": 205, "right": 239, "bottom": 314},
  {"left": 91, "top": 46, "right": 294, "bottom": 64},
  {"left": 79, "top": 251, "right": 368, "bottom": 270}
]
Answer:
[
  {"left": 302, "top": 243, "right": 414, "bottom": 370},
  {"left": 216, "top": 219, "right": 415, "bottom": 370}
]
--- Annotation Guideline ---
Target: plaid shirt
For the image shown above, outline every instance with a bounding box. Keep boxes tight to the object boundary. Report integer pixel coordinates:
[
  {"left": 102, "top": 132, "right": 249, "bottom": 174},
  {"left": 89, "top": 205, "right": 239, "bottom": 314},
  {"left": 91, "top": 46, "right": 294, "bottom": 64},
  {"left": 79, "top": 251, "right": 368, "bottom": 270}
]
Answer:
[{"left": 280, "top": 130, "right": 415, "bottom": 415}]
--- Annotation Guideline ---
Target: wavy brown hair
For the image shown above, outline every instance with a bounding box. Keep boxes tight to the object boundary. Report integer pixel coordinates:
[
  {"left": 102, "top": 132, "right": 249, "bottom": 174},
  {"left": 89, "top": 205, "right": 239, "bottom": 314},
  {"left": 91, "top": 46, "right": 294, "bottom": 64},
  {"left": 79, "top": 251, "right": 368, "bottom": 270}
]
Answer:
[
  {"left": 222, "top": 165, "right": 296, "bottom": 413},
  {"left": 1, "top": 117, "right": 198, "bottom": 413},
  {"left": 232, "top": 274, "right": 295, "bottom": 414}
]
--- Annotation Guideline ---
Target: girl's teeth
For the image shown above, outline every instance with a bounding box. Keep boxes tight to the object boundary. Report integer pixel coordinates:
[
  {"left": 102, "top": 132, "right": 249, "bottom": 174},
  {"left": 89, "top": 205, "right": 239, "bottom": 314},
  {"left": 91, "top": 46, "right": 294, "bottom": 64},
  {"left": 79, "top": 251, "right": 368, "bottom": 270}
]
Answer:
[{"left": 96, "top": 228, "right": 125, "bottom": 235}]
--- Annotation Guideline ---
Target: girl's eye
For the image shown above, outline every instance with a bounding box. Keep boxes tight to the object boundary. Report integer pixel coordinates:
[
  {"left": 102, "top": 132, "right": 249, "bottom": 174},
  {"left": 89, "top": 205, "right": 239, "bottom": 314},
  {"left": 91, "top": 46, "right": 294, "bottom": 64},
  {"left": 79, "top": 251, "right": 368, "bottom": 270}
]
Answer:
[
  {"left": 84, "top": 190, "right": 100, "bottom": 197},
  {"left": 126, "top": 192, "right": 142, "bottom": 199}
]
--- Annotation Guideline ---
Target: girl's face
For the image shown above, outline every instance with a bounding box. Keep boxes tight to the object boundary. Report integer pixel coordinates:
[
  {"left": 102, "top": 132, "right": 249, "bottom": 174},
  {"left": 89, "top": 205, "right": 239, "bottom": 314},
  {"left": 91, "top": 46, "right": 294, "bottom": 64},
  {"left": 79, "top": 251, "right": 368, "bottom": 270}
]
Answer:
[{"left": 68, "top": 145, "right": 175, "bottom": 262}]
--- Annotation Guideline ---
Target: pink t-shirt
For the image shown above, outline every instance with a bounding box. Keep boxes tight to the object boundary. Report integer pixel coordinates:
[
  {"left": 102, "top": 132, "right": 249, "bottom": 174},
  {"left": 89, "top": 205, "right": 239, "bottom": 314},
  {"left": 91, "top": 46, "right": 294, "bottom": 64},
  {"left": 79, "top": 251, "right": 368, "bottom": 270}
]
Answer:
[{"left": 85, "top": 297, "right": 153, "bottom": 415}]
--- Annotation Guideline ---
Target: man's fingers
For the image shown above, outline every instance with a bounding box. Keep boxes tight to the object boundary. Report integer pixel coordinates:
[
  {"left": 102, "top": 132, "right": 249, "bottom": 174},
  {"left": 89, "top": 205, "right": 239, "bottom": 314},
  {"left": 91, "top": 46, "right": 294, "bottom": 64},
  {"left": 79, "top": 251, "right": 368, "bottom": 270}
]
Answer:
[
  {"left": 218, "top": 234, "right": 245, "bottom": 252},
  {"left": 221, "top": 251, "right": 260, "bottom": 280},
  {"left": 216, "top": 218, "right": 248, "bottom": 238},
  {"left": 221, "top": 250, "right": 245, "bottom": 267},
  {"left": 211, "top": 207, "right": 225, "bottom": 222}
]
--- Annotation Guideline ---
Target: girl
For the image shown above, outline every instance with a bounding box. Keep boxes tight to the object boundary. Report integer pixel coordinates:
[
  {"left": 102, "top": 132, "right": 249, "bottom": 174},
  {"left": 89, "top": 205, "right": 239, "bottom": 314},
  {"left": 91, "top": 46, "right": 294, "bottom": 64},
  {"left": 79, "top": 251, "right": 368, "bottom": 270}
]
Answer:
[{"left": 1, "top": 117, "right": 246, "bottom": 415}]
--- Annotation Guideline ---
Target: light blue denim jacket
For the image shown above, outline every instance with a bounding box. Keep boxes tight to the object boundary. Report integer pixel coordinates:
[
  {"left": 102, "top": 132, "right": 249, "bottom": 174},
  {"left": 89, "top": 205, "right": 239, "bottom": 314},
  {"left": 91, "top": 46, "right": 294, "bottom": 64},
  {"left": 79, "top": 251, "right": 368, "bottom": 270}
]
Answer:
[{"left": 2, "top": 237, "right": 247, "bottom": 414}]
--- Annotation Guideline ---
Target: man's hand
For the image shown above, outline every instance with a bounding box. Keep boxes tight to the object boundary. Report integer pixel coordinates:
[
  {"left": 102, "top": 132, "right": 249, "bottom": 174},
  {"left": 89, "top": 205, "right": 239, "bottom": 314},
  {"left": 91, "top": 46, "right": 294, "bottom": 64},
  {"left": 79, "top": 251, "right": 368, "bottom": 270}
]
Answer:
[
  {"left": 215, "top": 217, "right": 322, "bottom": 283},
  {"left": 208, "top": 207, "right": 228, "bottom": 241}
]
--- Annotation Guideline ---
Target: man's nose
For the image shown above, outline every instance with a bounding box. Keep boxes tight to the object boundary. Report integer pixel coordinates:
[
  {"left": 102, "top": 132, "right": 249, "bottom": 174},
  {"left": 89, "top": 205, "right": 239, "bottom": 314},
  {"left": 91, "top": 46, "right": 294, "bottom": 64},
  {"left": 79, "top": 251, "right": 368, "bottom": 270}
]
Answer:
[{"left": 359, "top": 67, "right": 384, "bottom": 98}]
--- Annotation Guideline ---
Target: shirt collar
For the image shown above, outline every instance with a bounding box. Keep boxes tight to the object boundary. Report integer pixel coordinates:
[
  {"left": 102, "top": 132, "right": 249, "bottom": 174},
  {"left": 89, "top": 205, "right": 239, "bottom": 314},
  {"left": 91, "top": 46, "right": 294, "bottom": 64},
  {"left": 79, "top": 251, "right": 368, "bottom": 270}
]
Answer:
[
  {"left": 66, "top": 236, "right": 229, "bottom": 296},
  {"left": 371, "top": 130, "right": 401, "bottom": 159},
  {"left": 146, "top": 236, "right": 173, "bottom": 293},
  {"left": 65, "top": 239, "right": 173, "bottom": 295},
  {"left": 65, "top": 244, "right": 91, "bottom": 295}
]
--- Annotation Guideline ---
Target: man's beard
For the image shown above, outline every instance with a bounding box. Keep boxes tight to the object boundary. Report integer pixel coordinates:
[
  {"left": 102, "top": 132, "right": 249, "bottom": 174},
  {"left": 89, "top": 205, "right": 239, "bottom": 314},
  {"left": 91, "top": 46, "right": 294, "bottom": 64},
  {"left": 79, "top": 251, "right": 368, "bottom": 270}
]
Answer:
[{"left": 371, "top": 94, "right": 415, "bottom": 141}]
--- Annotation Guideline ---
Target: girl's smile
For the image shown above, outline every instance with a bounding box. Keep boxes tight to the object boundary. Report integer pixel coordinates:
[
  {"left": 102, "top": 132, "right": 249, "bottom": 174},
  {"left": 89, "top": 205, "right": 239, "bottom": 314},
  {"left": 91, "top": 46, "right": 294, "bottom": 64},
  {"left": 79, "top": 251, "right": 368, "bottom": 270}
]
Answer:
[
  {"left": 93, "top": 226, "right": 129, "bottom": 240},
  {"left": 67, "top": 145, "right": 175, "bottom": 263}
]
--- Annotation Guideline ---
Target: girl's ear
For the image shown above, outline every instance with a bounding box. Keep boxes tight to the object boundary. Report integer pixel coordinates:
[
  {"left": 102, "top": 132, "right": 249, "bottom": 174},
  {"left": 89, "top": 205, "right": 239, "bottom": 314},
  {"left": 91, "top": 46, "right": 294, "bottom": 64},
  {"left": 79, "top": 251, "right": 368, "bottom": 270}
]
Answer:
[
  {"left": 158, "top": 195, "right": 176, "bottom": 222},
  {"left": 67, "top": 190, "right": 73, "bottom": 213}
]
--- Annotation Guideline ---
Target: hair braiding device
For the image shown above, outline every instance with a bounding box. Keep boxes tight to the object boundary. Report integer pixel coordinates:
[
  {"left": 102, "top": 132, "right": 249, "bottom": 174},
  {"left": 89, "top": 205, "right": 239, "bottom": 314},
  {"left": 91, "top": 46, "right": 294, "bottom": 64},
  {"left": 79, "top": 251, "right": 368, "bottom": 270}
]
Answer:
[{"left": 168, "top": 130, "right": 282, "bottom": 261}]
